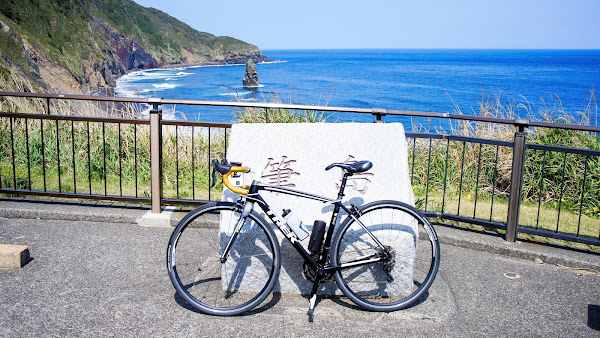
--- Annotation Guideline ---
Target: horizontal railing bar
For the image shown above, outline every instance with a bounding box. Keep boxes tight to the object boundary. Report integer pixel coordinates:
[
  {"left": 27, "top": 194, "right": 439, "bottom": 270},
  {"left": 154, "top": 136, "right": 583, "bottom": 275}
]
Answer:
[
  {"left": 0, "top": 111, "right": 234, "bottom": 129},
  {"left": 517, "top": 226, "right": 600, "bottom": 247},
  {"left": 406, "top": 133, "right": 514, "bottom": 147},
  {"left": 387, "top": 109, "right": 517, "bottom": 125},
  {"left": 526, "top": 143, "right": 600, "bottom": 157},
  {"left": 0, "top": 111, "right": 150, "bottom": 124},
  {"left": 2, "top": 91, "right": 599, "bottom": 132},
  {"left": 0, "top": 91, "right": 374, "bottom": 113},
  {"left": 0, "top": 188, "right": 151, "bottom": 203},
  {"left": 528, "top": 120, "right": 600, "bottom": 133},
  {"left": 423, "top": 212, "right": 507, "bottom": 230},
  {"left": 0, "top": 91, "right": 150, "bottom": 104},
  {"left": 161, "top": 120, "right": 233, "bottom": 128},
  {"left": 158, "top": 98, "right": 374, "bottom": 114}
]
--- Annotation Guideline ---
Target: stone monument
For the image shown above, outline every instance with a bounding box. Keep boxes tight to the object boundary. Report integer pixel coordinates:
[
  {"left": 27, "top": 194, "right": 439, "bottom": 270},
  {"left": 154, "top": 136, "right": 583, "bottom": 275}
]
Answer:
[{"left": 221, "top": 123, "right": 416, "bottom": 295}]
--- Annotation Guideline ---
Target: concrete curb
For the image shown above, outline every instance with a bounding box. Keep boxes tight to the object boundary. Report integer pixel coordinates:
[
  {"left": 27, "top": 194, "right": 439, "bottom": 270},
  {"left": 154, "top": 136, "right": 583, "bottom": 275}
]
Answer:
[
  {"left": 0, "top": 199, "right": 147, "bottom": 224},
  {"left": 435, "top": 225, "right": 600, "bottom": 272},
  {"left": 1, "top": 198, "right": 598, "bottom": 272}
]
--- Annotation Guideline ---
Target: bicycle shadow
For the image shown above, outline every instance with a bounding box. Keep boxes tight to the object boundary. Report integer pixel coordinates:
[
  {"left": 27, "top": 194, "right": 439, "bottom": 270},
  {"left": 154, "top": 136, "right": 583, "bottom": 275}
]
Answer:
[
  {"left": 328, "top": 283, "right": 431, "bottom": 311},
  {"left": 173, "top": 223, "right": 282, "bottom": 315},
  {"left": 173, "top": 290, "right": 282, "bottom": 316},
  {"left": 273, "top": 197, "right": 367, "bottom": 296}
]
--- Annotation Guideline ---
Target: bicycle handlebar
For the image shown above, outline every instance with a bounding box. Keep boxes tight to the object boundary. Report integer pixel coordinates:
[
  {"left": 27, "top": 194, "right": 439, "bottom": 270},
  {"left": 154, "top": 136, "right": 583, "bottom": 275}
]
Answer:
[{"left": 211, "top": 159, "right": 250, "bottom": 195}]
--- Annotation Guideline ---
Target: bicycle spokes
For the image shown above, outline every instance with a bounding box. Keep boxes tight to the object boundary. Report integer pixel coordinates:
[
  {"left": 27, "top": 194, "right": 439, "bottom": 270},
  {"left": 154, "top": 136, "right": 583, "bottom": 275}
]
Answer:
[{"left": 219, "top": 215, "right": 247, "bottom": 263}]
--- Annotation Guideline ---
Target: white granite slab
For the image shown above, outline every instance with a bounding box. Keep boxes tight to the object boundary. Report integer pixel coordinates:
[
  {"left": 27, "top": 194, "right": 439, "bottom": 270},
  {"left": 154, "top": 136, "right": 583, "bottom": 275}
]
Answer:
[{"left": 221, "top": 123, "right": 416, "bottom": 295}]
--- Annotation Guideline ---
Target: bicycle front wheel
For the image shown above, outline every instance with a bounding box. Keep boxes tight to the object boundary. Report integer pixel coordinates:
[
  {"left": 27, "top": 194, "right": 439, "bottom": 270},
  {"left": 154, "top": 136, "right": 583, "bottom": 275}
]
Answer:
[
  {"left": 331, "top": 200, "right": 440, "bottom": 312},
  {"left": 167, "top": 202, "right": 280, "bottom": 316}
]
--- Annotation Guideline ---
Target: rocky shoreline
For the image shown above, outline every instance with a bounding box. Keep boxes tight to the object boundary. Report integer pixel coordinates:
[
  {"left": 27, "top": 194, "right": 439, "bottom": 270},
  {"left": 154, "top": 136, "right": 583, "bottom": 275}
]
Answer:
[{"left": 91, "top": 53, "right": 278, "bottom": 98}]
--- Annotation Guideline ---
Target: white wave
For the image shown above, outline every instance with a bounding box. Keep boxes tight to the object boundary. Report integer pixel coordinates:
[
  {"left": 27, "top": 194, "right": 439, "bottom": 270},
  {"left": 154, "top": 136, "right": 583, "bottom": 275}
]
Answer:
[
  {"left": 114, "top": 83, "right": 148, "bottom": 98},
  {"left": 114, "top": 87, "right": 137, "bottom": 98},
  {"left": 153, "top": 83, "right": 178, "bottom": 89},
  {"left": 142, "top": 73, "right": 176, "bottom": 80},
  {"left": 114, "top": 82, "right": 156, "bottom": 98},
  {"left": 119, "top": 69, "right": 191, "bottom": 83},
  {"left": 219, "top": 91, "right": 252, "bottom": 96},
  {"left": 232, "top": 84, "right": 266, "bottom": 89},
  {"left": 162, "top": 111, "right": 177, "bottom": 120},
  {"left": 139, "top": 104, "right": 179, "bottom": 120},
  {"left": 139, "top": 105, "right": 152, "bottom": 118},
  {"left": 258, "top": 60, "right": 288, "bottom": 65}
]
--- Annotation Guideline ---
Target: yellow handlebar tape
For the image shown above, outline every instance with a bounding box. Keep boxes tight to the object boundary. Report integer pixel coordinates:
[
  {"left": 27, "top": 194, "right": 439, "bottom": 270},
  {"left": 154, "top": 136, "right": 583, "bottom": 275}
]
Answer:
[{"left": 222, "top": 166, "right": 250, "bottom": 195}]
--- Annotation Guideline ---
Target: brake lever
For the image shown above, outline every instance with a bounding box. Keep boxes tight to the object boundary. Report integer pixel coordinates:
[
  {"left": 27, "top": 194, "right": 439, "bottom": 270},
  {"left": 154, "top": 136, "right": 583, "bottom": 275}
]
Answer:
[{"left": 211, "top": 168, "right": 218, "bottom": 188}]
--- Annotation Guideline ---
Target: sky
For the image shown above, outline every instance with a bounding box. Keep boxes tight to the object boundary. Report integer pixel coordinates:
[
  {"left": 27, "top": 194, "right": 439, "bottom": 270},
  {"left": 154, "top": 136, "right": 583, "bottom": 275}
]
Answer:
[{"left": 132, "top": 0, "right": 600, "bottom": 50}]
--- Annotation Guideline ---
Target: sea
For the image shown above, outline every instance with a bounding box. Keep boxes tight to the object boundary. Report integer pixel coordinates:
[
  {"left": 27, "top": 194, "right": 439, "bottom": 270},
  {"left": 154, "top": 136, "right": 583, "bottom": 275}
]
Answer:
[{"left": 115, "top": 49, "right": 600, "bottom": 127}]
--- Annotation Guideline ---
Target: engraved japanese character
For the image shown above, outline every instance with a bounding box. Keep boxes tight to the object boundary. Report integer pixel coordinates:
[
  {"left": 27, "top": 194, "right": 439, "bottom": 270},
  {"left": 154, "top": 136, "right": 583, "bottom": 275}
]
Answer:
[
  {"left": 261, "top": 156, "right": 300, "bottom": 187},
  {"left": 336, "top": 155, "right": 373, "bottom": 195}
]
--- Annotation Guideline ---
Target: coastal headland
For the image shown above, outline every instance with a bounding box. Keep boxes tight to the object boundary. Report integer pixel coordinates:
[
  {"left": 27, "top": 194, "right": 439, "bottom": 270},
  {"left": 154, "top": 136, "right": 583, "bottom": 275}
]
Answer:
[{"left": 0, "top": 0, "right": 268, "bottom": 96}]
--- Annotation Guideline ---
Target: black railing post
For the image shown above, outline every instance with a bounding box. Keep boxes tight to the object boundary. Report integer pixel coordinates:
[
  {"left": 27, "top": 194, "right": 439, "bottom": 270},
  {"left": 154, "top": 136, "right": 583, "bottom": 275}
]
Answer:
[
  {"left": 372, "top": 108, "right": 387, "bottom": 123},
  {"left": 506, "top": 119, "right": 529, "bottom": 242},
  {"left": 149, "top": 98, "right": 163, "bottom": 214}
]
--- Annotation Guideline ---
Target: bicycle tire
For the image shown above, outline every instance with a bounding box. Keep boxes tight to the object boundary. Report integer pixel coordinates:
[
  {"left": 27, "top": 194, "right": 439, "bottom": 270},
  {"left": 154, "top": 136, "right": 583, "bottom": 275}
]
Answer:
[
  {"left": 331, "top": 200, "right": 440, "bottom": 312},
  {"left": 167, "top": 201, "right": 281, "bottom": 316}
]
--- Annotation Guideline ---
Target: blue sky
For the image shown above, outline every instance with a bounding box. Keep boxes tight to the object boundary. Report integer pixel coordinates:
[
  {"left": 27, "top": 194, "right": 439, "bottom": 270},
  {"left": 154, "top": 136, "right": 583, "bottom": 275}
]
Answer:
[{"left": 132, "top": 0, "right": 600, "bottom": 50}]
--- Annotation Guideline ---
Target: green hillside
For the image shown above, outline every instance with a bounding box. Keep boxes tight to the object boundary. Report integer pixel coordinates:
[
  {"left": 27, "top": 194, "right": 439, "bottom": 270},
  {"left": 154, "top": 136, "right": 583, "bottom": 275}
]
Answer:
[{"left": 0, "top": 0, "right": 266, "bottom": 94}]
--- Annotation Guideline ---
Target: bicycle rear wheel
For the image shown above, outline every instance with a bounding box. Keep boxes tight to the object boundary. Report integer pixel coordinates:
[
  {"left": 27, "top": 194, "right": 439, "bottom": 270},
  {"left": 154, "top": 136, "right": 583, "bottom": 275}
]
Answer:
[
  {"left": 331, "top": 200, "right": 440, "bottom": 312},
  {"left": 167, "top": 202, "right": 280, "bottom": 316}
]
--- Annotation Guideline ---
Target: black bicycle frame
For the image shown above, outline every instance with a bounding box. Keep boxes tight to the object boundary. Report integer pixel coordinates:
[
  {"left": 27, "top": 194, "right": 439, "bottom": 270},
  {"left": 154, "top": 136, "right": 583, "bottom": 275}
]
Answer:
[{"left": 234, "top": 174, "right": 389, "bottom": 275}]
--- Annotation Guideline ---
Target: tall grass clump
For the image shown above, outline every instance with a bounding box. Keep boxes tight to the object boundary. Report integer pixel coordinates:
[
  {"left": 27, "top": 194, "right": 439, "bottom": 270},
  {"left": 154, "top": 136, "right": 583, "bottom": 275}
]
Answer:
[
  {"left": 409, "top": 90, "right": 599, "bottom": 245},
  {"left": 0, "top": 86, "right": 228, "bottom": 201},
  {"left": 231, "top": 90, "right": 329, "bottom": 123},
  {"left": 160, "top": 125, "right": 227, "bottom": 201},
  {"left": 0, "top": 116, "right": 150, "bottom": 197},
  {"left": 522, "top": 92, "right": 600, "bottom": 234},
  {"left": 0, "top": 115, "right": 228, "bottom": 201}
]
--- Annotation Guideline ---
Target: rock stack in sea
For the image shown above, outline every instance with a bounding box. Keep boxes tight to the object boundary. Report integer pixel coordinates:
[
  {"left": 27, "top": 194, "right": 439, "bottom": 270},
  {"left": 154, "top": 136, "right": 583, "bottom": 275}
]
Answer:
[{"left": 242, "top": 59, "right": 259, "bottom": 87}]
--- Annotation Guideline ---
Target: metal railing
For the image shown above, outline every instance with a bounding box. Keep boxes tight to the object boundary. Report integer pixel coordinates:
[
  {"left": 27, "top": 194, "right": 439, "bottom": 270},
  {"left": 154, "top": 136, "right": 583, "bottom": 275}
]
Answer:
[{"left": 1, "top": 91, "right": 599, "bottom": 248}]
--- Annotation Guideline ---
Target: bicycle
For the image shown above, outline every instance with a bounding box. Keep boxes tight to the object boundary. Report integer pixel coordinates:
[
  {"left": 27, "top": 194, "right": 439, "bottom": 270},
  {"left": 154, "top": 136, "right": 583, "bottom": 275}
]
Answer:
[{"left": 167, "top": 158, "right": 440, "bottom": 316}]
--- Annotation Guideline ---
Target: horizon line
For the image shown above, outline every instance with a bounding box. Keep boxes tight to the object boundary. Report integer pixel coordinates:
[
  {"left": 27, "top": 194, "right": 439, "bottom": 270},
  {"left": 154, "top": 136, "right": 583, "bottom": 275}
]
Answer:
[{"left": 259, "top": 47, "right": 600, "bottom": 51}]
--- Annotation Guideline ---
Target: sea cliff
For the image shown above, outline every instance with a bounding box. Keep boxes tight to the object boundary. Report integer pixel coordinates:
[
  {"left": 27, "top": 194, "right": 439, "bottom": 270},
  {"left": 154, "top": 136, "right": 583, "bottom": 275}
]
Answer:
[{"left": 0, "top": 0, "right": 268, "bottom": 95}]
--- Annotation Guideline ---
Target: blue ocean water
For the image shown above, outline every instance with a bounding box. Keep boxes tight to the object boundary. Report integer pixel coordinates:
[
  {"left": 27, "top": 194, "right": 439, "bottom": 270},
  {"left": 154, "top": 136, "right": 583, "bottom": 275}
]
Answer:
[{"left": 115, "top": 49, "right": 600, "bottom": 126}]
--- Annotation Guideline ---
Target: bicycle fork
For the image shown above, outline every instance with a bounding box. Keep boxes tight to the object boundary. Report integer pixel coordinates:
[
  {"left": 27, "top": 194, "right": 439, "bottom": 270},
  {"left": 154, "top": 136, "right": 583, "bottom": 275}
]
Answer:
[{"left": 219, "top": 200, "right": 254, "bottom": 263}]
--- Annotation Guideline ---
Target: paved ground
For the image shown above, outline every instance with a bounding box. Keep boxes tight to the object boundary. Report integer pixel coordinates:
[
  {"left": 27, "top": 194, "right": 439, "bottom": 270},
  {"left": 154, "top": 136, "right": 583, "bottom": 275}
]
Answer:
[{"left": 0, "top": 199, "right": 599, "bottom": 336}]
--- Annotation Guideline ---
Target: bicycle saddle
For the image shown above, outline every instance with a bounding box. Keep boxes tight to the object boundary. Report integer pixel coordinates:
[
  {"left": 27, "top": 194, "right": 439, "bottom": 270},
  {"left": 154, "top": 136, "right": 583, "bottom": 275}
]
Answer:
[{"left": 325, "top": 160, "right": 373, "bottom": 174}]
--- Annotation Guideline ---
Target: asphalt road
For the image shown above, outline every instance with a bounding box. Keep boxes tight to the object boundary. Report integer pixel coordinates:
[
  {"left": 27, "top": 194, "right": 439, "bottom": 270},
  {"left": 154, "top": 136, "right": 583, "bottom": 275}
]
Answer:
[{"left": 1, "top": 217, "right": 599, "bottom": 337}]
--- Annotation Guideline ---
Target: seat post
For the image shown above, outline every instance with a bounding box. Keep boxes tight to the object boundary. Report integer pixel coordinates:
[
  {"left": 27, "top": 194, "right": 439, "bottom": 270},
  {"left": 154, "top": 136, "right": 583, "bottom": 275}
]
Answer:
[
  {"left": 320, "top": 170, "right": 352, "bottom": 267},
  {"left": 336, "top": 171, "right": 352, "bottom": 200}
]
